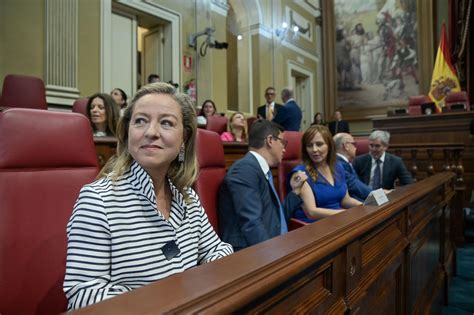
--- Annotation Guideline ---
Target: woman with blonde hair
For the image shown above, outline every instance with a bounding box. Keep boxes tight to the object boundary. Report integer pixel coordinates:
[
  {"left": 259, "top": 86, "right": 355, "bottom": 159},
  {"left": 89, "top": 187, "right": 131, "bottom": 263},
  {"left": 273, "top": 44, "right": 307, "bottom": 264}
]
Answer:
[
  {"left": 64, "top": 82, "right": 233, "bottom": 310},
  {"left": 220, "top": 111, "right": 248, "bottom": 142},
  {"left": 289, "top": 125, "right": 361, "bottom": 222}
]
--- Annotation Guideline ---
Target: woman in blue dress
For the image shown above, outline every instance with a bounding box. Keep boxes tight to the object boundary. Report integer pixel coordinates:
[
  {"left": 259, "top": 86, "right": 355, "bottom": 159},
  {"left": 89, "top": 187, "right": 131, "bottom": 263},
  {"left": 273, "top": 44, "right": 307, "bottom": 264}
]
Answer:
[{"left": 289, "top": 125, "right": 361, "bottom": 223}]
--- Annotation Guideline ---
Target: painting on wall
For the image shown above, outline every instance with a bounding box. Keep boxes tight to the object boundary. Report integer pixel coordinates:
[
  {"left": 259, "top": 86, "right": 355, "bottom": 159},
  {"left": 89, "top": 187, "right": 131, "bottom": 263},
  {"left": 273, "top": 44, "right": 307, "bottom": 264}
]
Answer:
[{"left": 334, "top": 0, "right": 420, "bottom": 109}]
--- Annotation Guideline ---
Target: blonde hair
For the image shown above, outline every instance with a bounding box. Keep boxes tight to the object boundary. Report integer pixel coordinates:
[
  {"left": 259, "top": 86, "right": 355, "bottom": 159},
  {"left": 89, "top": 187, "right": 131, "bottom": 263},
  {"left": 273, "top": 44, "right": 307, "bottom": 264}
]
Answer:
[
  {"left": 99, "top": 82, "right": 198, "bottom": 201},
  {"left": 228, "top": 111, "right": 248, "bottom": 142}
]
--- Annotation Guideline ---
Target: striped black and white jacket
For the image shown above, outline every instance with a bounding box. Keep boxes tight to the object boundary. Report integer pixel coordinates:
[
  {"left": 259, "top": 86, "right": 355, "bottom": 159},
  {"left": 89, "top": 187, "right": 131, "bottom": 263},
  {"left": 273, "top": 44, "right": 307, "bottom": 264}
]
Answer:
[{"left": 64, "top": 161, "right": 233, "bottom": 310}]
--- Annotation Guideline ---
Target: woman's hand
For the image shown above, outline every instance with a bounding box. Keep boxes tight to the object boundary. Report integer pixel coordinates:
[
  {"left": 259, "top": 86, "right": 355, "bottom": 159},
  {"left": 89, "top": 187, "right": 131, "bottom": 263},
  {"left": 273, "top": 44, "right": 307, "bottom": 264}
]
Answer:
[{"left": 290, "top": 171, "right": 307, "bottom": 195}]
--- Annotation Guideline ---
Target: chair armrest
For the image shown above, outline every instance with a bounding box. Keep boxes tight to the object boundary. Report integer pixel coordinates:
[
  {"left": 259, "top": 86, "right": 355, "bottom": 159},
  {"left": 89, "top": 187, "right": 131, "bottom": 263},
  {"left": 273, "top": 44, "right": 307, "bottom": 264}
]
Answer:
[{"left": 288, "top": 218, "right": 308, "bottom": 230}]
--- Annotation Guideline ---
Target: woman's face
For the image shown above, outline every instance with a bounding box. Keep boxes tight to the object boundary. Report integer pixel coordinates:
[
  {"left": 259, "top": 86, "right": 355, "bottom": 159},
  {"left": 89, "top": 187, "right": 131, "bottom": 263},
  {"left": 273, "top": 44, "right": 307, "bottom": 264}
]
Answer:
[
  {"left": 231, "top": 113, "right": 246, "bottom": 129},
  {"left": 128, "top": 93, "right": 184, "bottom": 175},
  {"left": 305, "top": 132, "right": 328, "bottom": 166},
  {"left": 203, "top": 102, "right": 215, "bottom": 117},
  {"left": 111, "top": 89, "right": 125, "bottom": 106},
  {"left": 315, "top": 113, "right": 322, "bottom": 122},
  {"left": 90, "top": 97, "right": 107, "bottom": 125}
]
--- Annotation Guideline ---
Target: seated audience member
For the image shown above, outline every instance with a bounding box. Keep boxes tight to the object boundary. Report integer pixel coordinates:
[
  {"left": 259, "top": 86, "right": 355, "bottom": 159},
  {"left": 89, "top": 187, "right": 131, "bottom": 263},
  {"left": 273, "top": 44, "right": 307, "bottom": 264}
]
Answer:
[
  {"left": 311, "top": 112, "right": 326, "bottom": 126},
  {"left": 110, "top": 88, "right": 128, "bottom": 115},
  {"left": 218, "top": 120, "right": 305, "bottom": 251},
  {"left": 64, "top": 83, "right": 233, "bottom": 310},
  {"left": 147, "top": 73, "right": 161, "bottom": 83},
  {"left": 86, "top": 93, "right": 119, "bottom": 137},
  {"left": 273, "top": 87, "right": 302, "bottom": 131},
  {"left": 196, "top": 99, "right": 218, "bottom": 126},
  {"left": 353, "top": 130, "right": 414, "bottom": 189},
  {"left": 328, "top": 109, "right": 350, "bottom": 135},
  {"left": 333, "top": 132, "right": 372, "bottom": 201},
  {"left": 221, "top": 111, "right": 248, "bottom": 142},
  {"left": 289, "top": 125, "right": 361, "bottom": 223}
]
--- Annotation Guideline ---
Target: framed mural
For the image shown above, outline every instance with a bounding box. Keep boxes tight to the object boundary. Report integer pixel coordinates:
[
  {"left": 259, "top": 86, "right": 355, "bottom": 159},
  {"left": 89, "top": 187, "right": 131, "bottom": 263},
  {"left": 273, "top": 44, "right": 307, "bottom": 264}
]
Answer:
[{"left": 322, "top": 0, "right": 434, "bottom": 120}]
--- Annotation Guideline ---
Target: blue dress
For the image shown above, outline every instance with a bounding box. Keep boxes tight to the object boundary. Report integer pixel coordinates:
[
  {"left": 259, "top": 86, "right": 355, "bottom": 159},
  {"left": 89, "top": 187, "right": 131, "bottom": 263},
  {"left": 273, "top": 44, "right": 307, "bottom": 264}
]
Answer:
[{"left": 288, "top": 162, "right": 347, "bottom": 223}]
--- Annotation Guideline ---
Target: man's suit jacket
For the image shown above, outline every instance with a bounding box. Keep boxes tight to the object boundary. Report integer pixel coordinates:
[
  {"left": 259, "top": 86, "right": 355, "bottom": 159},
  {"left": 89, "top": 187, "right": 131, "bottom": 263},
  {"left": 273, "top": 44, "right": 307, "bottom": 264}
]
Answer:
[
  {"left": 353, "top": 153, "right": 414, "bottom": 190},
  {"left": 257, "top": 103, "right": 284, "bottom": 120},
  {"left": 328, "top": 120, "right": 350, "bottom": 135},
  {"left": 218, "top": 153, "right": 301, "bottom": 251},
  {"left": 337, "top": 155, "right": 372, "bottom": 201},
  {"left": 272, "top": 100, "right": 302, "bottom": 131}
]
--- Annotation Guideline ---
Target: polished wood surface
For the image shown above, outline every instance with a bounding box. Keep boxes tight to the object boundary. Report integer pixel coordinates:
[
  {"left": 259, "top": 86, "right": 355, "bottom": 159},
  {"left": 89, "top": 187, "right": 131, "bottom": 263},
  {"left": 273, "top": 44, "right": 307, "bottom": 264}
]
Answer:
[
  {"left": 69, "top": 172, "right": 457, "bottom": 315},
  {"left": 373, "top": 111, "right": 474, "bottom": 205}
]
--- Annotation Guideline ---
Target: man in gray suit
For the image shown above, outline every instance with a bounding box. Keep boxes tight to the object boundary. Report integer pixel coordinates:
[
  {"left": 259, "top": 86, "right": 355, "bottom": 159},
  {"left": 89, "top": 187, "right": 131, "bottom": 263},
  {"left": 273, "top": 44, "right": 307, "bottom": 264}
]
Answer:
[
  {"left": 218, "top": 120, "right": 304, "bottom": 251},
  {"left": 353, "top": 130, "right": 413, "bottom": 190}
]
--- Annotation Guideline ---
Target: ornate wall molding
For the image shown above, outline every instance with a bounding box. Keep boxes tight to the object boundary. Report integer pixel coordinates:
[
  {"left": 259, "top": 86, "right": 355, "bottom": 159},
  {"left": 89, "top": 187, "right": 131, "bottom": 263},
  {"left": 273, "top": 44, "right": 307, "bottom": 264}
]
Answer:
[{"left": 45, "top": 0, "right": 80, "bottom": 106}]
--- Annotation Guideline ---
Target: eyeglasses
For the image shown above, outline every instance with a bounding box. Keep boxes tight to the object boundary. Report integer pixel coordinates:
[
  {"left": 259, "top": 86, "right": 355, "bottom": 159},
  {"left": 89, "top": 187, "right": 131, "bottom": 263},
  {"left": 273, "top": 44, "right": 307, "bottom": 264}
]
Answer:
[
  {"left": 272, "top": 136, "right": 288, "bottom": 148},
  {"left": 265, "top": 92, "right": 275, "bottom": 96}
]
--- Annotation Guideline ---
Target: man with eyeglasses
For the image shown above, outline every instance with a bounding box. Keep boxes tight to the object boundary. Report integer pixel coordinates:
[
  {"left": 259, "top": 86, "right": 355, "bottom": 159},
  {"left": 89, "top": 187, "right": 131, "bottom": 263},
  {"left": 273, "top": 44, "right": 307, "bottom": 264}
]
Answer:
[
  {"left": 353, "top": 130, "right": 413, "bottom": 190},
  {"left": 257, "top": 87, "right": 283, "bottom": 121},
  {"left": 334, "top": 133, "right": 372, "bottom": 201},
  {"left": 218, "top": 120, "right": 305, "bottom": 251}
]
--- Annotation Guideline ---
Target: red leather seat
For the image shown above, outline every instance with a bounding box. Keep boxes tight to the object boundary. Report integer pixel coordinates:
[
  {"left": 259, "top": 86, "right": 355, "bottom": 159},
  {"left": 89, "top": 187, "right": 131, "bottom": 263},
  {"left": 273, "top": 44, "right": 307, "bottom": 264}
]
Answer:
[
  {"left": 354, "top": 137, "right": 369, "bottom": 156},
  {"left": 278, "top": 131, "right": 302, "bottom": 201},
  {"left": 246, "top": 116, "right": 258, "bottom": 129},
  {"left": 194, "top": 129, "right": 226, "bottom": 233},
  {"left": 72, "top": 97, "right": 89, "bottom": 117},
  {"left": 445, "top": 91, "right": 470, "bottom": 111},
  {"left": 206, "top": 115, "right": 228, "bottom": 135},
  {"left": 0, "top": 108, "right": 99, "bottom": 314},
  {"left": 407, "top": 95, "right": 428, "bottom": 115},
  {"left": 0, "top": 74, "right": 48, "bottom": 110}
]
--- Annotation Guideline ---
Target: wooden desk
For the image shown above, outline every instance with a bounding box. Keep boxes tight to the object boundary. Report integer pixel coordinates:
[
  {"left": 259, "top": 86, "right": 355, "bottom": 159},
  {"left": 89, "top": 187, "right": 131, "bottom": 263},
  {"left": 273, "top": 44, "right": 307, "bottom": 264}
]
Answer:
[
  {"left": 373, "top": 111, "right": 474, "bottom": 204},
  {"left": 94, "top": 136, "right": 117, "bottom": 167},
  {"left": 70, "top": 173, "right": 457, "bottom": 314}
]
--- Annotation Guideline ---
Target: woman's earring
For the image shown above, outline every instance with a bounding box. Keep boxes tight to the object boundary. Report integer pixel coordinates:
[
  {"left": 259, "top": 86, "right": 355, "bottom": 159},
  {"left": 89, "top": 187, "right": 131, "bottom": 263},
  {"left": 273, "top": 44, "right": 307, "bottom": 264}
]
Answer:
[{"left": 178, "top": 144, "right": 185, "bottom": 162}]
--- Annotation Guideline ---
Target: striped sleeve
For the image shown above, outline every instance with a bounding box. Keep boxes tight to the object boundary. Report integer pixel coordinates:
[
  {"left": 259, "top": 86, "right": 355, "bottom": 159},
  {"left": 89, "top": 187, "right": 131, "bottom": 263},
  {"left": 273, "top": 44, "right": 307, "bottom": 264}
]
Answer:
[
  {"left": 63, "top": 184, "right": 132, "bottom": 310},
  {"left": 187, "top": 189, "right": 234, "bottom": 263}
]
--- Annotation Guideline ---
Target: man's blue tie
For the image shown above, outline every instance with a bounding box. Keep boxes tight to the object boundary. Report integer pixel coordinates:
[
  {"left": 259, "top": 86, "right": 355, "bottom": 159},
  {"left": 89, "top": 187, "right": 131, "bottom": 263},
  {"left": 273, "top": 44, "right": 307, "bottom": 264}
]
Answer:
[
  {"left": 267, "top": 170, "right": 288, "bottom": 234},
  {"left": 372, "top": 159, "right": 382, "bottom": 189}
]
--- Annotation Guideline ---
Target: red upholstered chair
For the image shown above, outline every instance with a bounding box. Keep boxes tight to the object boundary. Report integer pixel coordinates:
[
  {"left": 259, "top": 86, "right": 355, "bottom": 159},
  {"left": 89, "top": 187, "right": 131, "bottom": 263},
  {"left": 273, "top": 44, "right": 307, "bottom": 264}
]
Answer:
[
  {"left": 0, "top": 74, "right": 48, "bottom": 110},
  {"left": 354, "top": 137, "right": 369, "bottom": 156},
  {"left": 0, "top": 108, "right": 99, "bottom": 314},
  {"left": 278, "top": 131, "right": 303, "bottom": 202},
  {"left": 407, "top": 95, "right": 428, "bottom": 115},
  {"left": 206, "top": 115, "right": 228, "bottom": 135},
  {"left": 445, "top": 91, "right": 470, "bottom": 111},
  {"left": 193, "top": 129, "right": 226, "bottom": 233},
  {"left": 72, "top": 97, "right": 89, "bottom": 117},
  {"left": 246, "top": 116, "right": 258, "bottom": 129}
]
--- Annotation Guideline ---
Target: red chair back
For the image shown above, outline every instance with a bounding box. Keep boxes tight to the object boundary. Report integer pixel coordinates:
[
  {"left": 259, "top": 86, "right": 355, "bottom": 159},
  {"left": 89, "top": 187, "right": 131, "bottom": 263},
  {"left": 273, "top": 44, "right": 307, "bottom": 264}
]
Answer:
[
  {"left": 206, "top": 115, "right": 228, "bottom": 135},
  {"left": 246, "top": 116, "right": 258, "bottom": 129},
  {"left": 0, "top": 108, "right": 99, "bottom": 314},
  {"left": 278, "top": 131, "right": 302, "bottom": 201},
  {"left": 193, "top": 129, "right": 226, "bottom": 233},
  {"left": 407, "top": 95, "right": 428, "bottom": 115},
  {"left": 72, "top": 97, "right": 89, "bottom": 117},
  {"left": 445, "top": 91, "right": 470, "bottom": 111},
  {"left": 354, "top": 137, "right": 369, "bottom": 156},
  {"left": 0, "top": 74, "right": 47, "bottom": 110}
]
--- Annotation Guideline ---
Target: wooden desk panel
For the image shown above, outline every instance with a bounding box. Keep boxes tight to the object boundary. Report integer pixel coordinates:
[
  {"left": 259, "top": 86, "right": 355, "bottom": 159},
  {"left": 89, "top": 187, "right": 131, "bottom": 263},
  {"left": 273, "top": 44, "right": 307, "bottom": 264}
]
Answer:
[
  {"left": 70, "top": 173, "right": 457, "bottom": 315},
  {"left": 374, "top": 111, "right": 474, "bottom": 205}
]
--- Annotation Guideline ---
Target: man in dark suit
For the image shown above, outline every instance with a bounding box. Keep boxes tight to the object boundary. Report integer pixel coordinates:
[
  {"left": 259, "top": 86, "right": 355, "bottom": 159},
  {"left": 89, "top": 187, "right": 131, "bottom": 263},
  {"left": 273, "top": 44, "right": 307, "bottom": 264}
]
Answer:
[
  {"left": 218, "top": 120, "right": 304, "bottom": 251},
  {"left": 257, "top": 87, "right": 284, "bottom": 121},
  {"left": 353, "top": 130, "right": 413, "bottom": 190},
  {"left": 328, "top": 110, "right": 350, "bottom": 135},
  {"left": 333, "top": 133, "right": 372, "bottom": 201},
  {"left": 272, "top": 87, "right": 302, "bottom": 131}
]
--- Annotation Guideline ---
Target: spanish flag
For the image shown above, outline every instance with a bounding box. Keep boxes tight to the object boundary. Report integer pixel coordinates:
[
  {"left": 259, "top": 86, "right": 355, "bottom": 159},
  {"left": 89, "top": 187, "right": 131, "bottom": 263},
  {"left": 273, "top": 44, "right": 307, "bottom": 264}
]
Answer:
[{"left": 428, "top": 23, "right": 460, "bottom": 112}]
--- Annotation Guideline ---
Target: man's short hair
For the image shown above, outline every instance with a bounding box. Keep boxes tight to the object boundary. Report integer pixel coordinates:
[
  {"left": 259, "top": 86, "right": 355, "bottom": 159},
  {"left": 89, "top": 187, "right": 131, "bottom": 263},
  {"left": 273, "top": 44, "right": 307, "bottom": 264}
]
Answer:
[
  {"left": 147, "top": 74, "right": 161, "bottom": 83},
  {"left": 369, "top": 130, "right": 390, "bottom": 146},
  {"left": 281, "top": 87, "right": 293, "bottom": 100},
  {"left": 333, "top": 133, "right": 350, "bottom": 151},
  {"left": 248, "top": 119, "right": 283, "bottom": 149}
]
